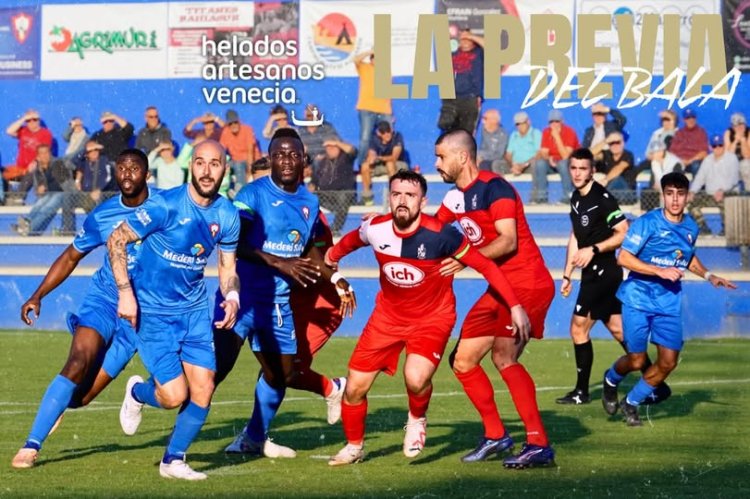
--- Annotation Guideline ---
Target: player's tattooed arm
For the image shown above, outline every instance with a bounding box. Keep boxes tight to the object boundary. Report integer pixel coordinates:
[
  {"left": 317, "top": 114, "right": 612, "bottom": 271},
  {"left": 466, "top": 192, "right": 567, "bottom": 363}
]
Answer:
[
  {"left": 106, "top": 223, "right": 141, "bottom": 328},
  {"left": 215, "top": 249, "right": 240, "bottom": 329}
]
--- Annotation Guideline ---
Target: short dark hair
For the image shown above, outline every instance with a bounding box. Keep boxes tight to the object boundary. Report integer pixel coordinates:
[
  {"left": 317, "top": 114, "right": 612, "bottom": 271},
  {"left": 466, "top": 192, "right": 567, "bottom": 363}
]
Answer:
[
  {"left": 268, "top": 127, "right": 303, "bottom": 153},
  {"left": 251, "top": 157, "right": 270, "bottom": 173},
  {"left": 117, "top": 148, "right": 148, "bottom": 171},
  {"left": 435, "top": 128, "right": 477, "bottom": 161},
  {"left": 270, "top": 104, "right": 287, "bottom": 116},
  {"left": 570, "top": 147, "right": 594, "bottom": 166},
  {"left": 376, "top": 121, "right": 392, "bottom": 134},
  {"left": 660, "top": 171, "right": 689, "bottom": 191},
  {"left": 390, "top": 169, "right": 427, "bottom": 196}
]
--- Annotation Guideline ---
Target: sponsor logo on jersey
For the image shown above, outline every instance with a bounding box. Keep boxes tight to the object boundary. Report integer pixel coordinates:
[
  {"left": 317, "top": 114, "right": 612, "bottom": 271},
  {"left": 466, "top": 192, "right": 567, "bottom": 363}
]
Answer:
[
  {"left": 383, "top": 262, "right": 425, "bottom": 287},
  {"left": 210, "top": 223, "right": 219, "bottom": 238},
  {"left": 263, "top": 240, "right": 305, "bottom": 255},
  {"left": 135, "top": 207, "right": 151, "bottom": 227},
  {"left": 459, "top": 217, "right": 483, "bottom": 243},
  {"left": 378, "top": 244, "right": 391, "bottom": 250},
  {"left": 161, "top": 249, "right": 207, "bottom": 266},
  {"left": 649, "top": 255, "right": 688, "bottom": 268},
  {"left": 178, "top": 217, "right": 191, "bottom": 225},
  {"left": 288, "top": 229, "right": 301, "bottom": 244},
  {"left": 191, "top": 243, "right": 205, "bottom": 256},
  {"left": 271, "top": 200, "right": 283, "bottom": 207}
]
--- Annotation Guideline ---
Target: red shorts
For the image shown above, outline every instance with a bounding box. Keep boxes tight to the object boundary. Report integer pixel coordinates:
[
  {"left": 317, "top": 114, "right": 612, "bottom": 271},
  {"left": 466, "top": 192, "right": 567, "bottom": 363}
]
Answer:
[
  {"left": 349, "top": 308, "right": 455, "bottom": 376},
  {"left": 460, "top": 281, "right": 555, "bottom": 340},
  {"left": 291, "top": 286, "right": 342, "bottom": 369}
]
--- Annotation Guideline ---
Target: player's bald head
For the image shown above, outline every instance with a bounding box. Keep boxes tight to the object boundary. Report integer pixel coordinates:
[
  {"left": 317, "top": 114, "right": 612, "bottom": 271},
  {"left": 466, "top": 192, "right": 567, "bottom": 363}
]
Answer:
[
  {"left": 435, "top": 129, "right": 477, "bottom": 162},
  {"left": 192, "top": 139, "right": 226, "bottom": 166}
]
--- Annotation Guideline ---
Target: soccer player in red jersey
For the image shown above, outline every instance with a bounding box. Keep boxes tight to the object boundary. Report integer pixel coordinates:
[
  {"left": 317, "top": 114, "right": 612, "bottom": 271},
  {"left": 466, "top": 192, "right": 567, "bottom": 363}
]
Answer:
[
  {"left": 434, "top": 129, "right": 556, "bottom": 468},
  {"left": 324, "top": 170, "right": 530, "bottom": 466}
]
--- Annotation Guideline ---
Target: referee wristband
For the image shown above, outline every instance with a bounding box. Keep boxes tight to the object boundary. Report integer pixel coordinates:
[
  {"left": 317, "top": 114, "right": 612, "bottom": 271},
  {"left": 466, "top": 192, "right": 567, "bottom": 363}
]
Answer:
[
  {"left": 330, "top": 271, "right": 345, "bottom": 285},
  {"left": 225, "top": 290, "right": 240, "bottom": 307},
  {"left": 704, "top": 271, "right": 713, "bottom": 281}
]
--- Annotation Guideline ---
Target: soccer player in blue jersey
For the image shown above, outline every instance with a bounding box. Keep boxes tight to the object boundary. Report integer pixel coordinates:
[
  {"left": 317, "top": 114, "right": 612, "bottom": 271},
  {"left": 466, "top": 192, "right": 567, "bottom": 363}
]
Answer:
[
  {"left": 602, "top": 172, "right": 736, "bottom": 426},
  {"left": 109, "top": 140, "right": 240, "bottom": 480},
  {"left": 12, "top": 149, "right": 152, "bottom": 469},
  {"left": 219, "top": 128, "right": 355, "bottom": 458}
]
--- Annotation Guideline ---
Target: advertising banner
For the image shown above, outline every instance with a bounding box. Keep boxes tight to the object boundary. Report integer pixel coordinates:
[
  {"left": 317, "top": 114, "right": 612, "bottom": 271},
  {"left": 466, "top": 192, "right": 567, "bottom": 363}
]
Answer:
[
  {"left": 723, "top": 0, "right": 750, "bottom": 72},
  {"left": 0, "top": 8, "right": 40, "bottom": 79}
]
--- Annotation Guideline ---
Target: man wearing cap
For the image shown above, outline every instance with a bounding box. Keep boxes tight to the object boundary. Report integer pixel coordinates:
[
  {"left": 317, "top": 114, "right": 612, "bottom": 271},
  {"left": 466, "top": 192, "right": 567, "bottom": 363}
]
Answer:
[
  {"left": 477, "top": 109, "right": 509, "bottom": 175},
  {"left": 309, "top": 137, "right": 357, "bottom": 236},
  {"left": 669, "top": 108, "right": 708, "bottom": 174},
  {"left": 219, "top": 109, "right": 259, "bottom": 191},
  {"left": 183, "top": 112, "right": 224, "bottom": 142},
  {"left": 724, "top": 112, "right": 750, "bottom": 191},
  {"left": 582, "top": 103, "right": 627, "bottom": 156},
  {"left": 594, "top": 132, "right": 637, "bottom": 205},
  {"left": 135, "top": 106, "right": 172, "bottom": 154},
  {"left": 62, "top": 117, "right": 89, "bottom": 164},
  {"left": 505, "top": 111, "right": 542, "bottom": 176},
  {"left": 687, "top": 134, "right": 740, "bottom": 236},
  {"left": 90, "top": 111, "right": 134, "bottom": 162},
  {"left": 438, "top": 30, "right": 484, "bottom": 134},
  {"left": 147, "top": 142, "right": 184, "bottom": 190},
  {"left": 533, "top": 109, "right": 579, "bottom": 204},
  {"left": 4, "top": 110, "right": 54, "bottom": 191}
]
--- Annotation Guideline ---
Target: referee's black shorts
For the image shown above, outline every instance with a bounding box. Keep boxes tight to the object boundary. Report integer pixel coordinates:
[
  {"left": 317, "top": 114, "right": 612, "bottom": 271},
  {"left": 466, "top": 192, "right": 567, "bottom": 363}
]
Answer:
[{"left": 575, "top": 258, "right": 623, "bottom": 321}]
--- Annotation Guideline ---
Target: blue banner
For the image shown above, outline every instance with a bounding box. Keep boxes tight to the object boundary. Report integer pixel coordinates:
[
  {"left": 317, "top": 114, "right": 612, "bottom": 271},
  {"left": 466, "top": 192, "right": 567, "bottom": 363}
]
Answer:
[{"left": 0, "top": 7, "right": 40, "bottom": 79}]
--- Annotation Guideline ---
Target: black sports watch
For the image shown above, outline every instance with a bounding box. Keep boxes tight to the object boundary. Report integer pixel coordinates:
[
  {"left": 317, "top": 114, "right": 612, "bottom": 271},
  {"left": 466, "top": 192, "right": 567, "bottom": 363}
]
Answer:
[{"left": 592, "top": 244, "right": 601, "bottom": 255}]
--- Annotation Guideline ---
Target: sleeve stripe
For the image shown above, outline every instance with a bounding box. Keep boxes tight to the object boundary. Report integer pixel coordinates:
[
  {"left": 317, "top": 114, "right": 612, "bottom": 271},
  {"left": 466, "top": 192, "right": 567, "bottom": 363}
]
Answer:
[
  {"left": 233, "top": 201, "right": 254, "bottom": 214},
  {"left": 607, "top": 210, "right": 623, "bottom": 223},
  {"left": 454, "top": 242, "right": 471, "bottom": 260}
]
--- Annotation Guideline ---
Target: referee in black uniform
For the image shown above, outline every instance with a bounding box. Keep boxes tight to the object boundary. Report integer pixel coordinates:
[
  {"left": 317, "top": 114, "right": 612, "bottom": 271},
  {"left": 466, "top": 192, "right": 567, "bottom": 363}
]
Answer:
[{"left": 557, "top": 148, "right": 670, "bottom": 405}]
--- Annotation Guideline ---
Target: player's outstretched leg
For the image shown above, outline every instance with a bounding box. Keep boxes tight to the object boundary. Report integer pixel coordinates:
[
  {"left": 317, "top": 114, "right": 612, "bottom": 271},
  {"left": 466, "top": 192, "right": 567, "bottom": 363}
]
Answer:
[{"left": 329, "top": 399, "right": 367, "bottom": 466}]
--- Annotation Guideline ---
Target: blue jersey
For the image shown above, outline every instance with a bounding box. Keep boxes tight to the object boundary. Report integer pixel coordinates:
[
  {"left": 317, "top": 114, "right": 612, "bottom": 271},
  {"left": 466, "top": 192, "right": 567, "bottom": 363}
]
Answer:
[
  {"left": 72, "top": 189, "right": 159, "bottom": 302},
  {"left": 233, "top": 175, "right": 319, "bottom": 304},
  {"left": 616, "top": 209, "right": 699, "bottom": 316},
  {"left": 126, "top": 184, "right": 240, "bottom": 314}
]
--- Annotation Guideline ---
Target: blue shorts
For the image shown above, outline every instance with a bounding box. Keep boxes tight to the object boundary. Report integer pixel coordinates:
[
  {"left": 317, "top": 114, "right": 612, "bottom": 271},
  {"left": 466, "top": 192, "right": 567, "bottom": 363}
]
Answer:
[
  {"left": 622, "top": 304, "right": 683, "bottom": 353},
  {"left": 232, "top": 301, "right": 297, "bottom": 355},
  {"left": 137, "top": 308, "right": 216, "bottom": 385},
  {"left": 76, "top": 288, "right": 119, "bottom": 343},
  {"left": 101, "top": 322, "right": 138, "bottom": 379}
]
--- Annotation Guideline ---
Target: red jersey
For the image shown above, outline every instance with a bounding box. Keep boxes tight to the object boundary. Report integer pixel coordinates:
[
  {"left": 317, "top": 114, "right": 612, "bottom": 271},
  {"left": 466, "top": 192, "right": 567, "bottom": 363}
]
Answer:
[
  {"left": 436, "top": 170, "right": 552, "bottom": 289},
  {"left": 328, "top": 213, "right": 520, "bottom": 322},
  {"left": 16, "top": 126, "right": 53, "bottom": 170},
  {"left": 540, "top": 124, "right": 579, "bottom": 161}
]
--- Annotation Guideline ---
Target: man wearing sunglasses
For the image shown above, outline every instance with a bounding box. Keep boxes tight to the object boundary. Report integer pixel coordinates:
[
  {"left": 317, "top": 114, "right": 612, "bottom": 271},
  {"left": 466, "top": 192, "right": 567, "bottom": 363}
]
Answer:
[
  {"left": 90, "top": 111, "right": 134, "bottom": 162},
  {"left": 582, "top": 103, "right": 627, "bottom": 157},
  {"left": 135, "top": 106, "right": 172, "bottom": 154},
  {"left": 4, "top": 109, "right": 54, "bottom": 203}
]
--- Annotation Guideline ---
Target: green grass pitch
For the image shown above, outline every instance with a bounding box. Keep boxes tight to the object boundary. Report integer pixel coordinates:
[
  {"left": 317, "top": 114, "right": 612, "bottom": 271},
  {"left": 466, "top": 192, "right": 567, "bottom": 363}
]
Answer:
[{"left": 1, "top": 331, "right": 749, "bottom": 498}]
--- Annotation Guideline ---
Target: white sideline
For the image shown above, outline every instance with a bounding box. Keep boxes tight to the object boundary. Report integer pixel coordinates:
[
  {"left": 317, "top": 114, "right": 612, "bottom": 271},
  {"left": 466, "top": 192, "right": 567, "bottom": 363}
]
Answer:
[{"left": 1, "top": 377, "right": 748, "bottom": 416}]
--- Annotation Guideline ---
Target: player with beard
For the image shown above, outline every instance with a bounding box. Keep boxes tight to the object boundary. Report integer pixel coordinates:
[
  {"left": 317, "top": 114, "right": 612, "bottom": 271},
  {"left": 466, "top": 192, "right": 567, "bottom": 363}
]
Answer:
[
  {"left": 434, "top": 129, "right": 555, "bottom": 469},
  {"left": 12, "top": 149, "right": 152, "bottom": 469},
  {"left": 324, "top": 170, "right": 530, "bottom": 466},
  {"left": 111, "top": 140, "right": 240, "bottom": 480}
]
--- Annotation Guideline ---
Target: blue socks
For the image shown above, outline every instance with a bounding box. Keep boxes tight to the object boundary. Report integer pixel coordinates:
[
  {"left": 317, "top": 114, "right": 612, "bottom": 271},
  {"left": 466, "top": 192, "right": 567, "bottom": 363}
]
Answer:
[
  {"left": 605, "top": 364, "right": 626, "bottom": 387},
  {"left": 132, "top": 378, "right": 161, "bottom": 408},
  {"left": 25, "top": 375, "right": 77, "bottom": 450},
  {"left": 626, "top": 378, "right": 657, "bottom": 406},
  {"left": 246, "top": 375, "right": 285, "bottom": 443},
  {"left": 163, "top": 401, "right": 210, "bottom": 463}
]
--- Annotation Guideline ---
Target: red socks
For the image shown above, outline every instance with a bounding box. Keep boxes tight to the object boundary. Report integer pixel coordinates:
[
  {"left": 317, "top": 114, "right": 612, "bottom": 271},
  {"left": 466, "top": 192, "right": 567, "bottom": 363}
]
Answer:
[
  {"left": 407, "top": 385, "right": 432, "bottom": 418},
  {"left": 501, "top": 363, "right": 549, "bottom": 447},
  {"left": 454, "top": 365, "right": 506, "bottom": 439},
  {"left": 288, "top": 369, "right": 332, "bottom": 397},
  {"left": 341, "top": 399, "right": 368, "bottom": 445}
]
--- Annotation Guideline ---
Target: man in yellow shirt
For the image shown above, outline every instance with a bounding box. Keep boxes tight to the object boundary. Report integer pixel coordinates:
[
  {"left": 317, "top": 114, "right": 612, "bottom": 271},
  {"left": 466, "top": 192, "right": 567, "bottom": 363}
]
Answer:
[{"left": 354, "top": 50, "right": 393, "bottom": 168}]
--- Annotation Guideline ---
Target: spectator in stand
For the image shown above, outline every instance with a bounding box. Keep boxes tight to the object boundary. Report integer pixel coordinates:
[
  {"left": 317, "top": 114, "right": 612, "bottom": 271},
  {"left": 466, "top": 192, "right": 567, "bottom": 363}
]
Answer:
[
  {"left": 90, "top": 111, "right": 134, "bottom": 162},
  {"left": 688, "top": 134, "right": 740, "bottom": 236},
  {"left": 71, "top": 141, "right": 114, "bottom": 216},
  {"left": 297, "top": 103, "right": 341, "bottom": 168},
  {"left": 582, "top": 103, "right": 627, "bottom": 156},
  {"left": 183, "top": 112, "right": 224, "bottom": 142},
  {"left": 533, "top": 109, "right": 578, "bottom": 204},
  {"left": 634, "top": 109, "right": 678, "bottom": 179},
  {"left": 438, "top": 30, "right": 483, "bottom": 134},
  {"left": 669, "top": 108, "right": 709, "bottom": 174},
  {"left": 62, "top": 117, "right": 89, "bottom": 162},
  {"left": 359, "top": 121, "right": 409, "bottom": 206},
  {"left": 353, "top": 49, "right": 393, "bottom": 166},
  {"left": 506, "top": 111, "right": 542, "bottom": 176},
  {"left": 135, "top": 106, "right": 171, "bottom": 153},
  {"left": 148, "top": 142, "right": 184, "bottom": 189},
  {"left": 309, "top": 137, "right": 357, "bottom": 237},
  {"left": 477, "top": 109, "right": 509, "bottom": 174},
  {"left": 219, "top": 109, "right": 259, "bottom": 191},
  {"left": 724, "top": 112, "right": 750, "bottom": 191},
  {"left": 262, "top": 105, "right": 293, "bottom": 139},
  {"left": 12, "top": 145, "right": 73, "bottom": 236},
  {"left": 4, "top": 109, "right": 53, "bottom": 193},
  {"left": 594, "top": 132, "right": 637, "bottom": 205}
]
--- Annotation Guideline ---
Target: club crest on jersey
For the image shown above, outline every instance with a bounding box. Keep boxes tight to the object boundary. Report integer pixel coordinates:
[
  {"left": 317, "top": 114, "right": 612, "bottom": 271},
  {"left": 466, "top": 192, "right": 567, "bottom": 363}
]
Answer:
[
  {"left": 383, "top": 262, "right": 425, "bottom": 288},
  {"left": 135, "top": 207, "right": 151, "bottom": 227},
  {"left": 471, "top": 194, "right": 478, "bottom": 210},
  {"left": 209, "top": 223, "right": 220, "bottom": 238},
  {"left": 459, "top": 217, "right": 484, "bottom": 244},
  {"left": 581, "top": 215, "right": 589, "bottom": 227},
  {"left": 417, "top": 243, "right": 426, "bottom": 260},
  {"left": 687, "top": 233, "right": 693, "bottom": 243},
  {"left": 302, "top": 206, "right": 310, "bottom": 220},
  {"left": 288, "top": 229, "right": 301, "bottom": 244}
]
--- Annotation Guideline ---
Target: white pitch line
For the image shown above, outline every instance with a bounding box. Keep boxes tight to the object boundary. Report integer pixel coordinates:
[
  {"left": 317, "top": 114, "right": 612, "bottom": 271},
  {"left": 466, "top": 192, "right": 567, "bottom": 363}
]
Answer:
[{"left": 1, "top": 377, "right": 748, "bottom": 416}]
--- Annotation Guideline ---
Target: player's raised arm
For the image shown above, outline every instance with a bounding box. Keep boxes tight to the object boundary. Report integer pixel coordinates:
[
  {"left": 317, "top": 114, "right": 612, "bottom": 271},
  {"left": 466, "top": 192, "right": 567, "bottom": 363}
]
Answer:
[
  {"left": 214, "top": 249, "right": 240, "bottom": 329},
  {"left": 107, "top": 222, "right": 141, "bottom": 328},
  {"left": 21, "top": 245, "right": 88, "bottom": 326},
  {"left": 688, "top": 254, "right": 737, "bottom": 289}
]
